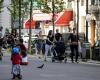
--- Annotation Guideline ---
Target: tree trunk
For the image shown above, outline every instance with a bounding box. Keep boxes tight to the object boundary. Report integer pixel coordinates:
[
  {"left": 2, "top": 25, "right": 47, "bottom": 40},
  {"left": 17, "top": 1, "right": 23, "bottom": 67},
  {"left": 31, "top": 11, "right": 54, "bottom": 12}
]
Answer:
[
  {"left": 19, "top": 0, "right": 21, "bottom": 39},
  {"left": 28, "top": 0, "right": 32, "bottom": 53}
]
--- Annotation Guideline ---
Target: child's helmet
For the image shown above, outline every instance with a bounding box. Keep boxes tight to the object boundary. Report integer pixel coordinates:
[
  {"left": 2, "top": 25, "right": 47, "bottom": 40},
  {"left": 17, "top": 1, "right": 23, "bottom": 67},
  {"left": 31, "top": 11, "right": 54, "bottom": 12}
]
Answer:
[{"left": 12, "top": 47, "right": 19, "bottom": 54}]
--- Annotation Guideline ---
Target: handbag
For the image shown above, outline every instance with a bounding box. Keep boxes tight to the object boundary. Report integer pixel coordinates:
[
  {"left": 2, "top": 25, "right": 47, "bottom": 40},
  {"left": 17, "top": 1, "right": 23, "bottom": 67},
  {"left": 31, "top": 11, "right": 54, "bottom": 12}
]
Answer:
[{"left": 20, "top": 56, "right": 28, "bottom": 66}]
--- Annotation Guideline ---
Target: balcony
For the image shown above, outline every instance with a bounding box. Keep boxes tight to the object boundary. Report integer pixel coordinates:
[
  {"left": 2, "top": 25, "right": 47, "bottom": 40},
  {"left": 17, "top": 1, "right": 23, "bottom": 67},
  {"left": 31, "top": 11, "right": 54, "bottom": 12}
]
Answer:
[
  {"left": 88, "top": 5, "right": 99, "bottom": 14},
  {"left": 88, "top": 5, "right": 100, "bottom": 20}
]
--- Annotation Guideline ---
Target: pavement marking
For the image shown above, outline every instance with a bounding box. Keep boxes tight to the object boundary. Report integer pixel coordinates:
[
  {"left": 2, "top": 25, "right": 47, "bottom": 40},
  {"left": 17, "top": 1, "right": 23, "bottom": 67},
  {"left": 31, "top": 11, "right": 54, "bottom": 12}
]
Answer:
[
  {"left": 40, "top": 74, "right": 65, "bottom": 77},
  {"left": 0, "top": 64, "right": 10, "bottom": 67}
]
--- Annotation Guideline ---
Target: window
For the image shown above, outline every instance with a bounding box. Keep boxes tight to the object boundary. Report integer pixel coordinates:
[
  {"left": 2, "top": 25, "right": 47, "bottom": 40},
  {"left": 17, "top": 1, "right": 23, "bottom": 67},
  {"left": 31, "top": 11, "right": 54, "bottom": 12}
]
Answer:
[
  {"left": 81, "top": 0, "right": 84, "bottom": 6},
  {"left": 91, "top": 0, "right": 95, "bottom": 5},
  {"left": 95, "top": 0, "right": 100, "bottom": 5},
  {"left": 91, "top": 0, "right": 100, "bottom": 5},
  {"left": 35, "top": 21, "right": 40, "bottom": 29}
]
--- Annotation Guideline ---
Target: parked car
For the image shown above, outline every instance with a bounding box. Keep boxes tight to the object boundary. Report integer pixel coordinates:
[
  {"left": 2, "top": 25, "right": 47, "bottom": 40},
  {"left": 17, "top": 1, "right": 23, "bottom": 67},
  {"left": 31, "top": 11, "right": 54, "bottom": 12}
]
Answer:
[
  {"left": 22, "top": 35, "right": 38, "bottom": 42},
  {"left": 21, "top": 34, "right": 37, "bottom": 49}
]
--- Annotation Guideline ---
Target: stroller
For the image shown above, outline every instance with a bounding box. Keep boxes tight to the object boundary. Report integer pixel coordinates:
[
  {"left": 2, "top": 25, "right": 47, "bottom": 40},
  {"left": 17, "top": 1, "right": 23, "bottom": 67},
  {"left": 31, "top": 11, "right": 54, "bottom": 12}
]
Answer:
[{"left": 52, "top": 41, "right": 67, "bottom": 63}]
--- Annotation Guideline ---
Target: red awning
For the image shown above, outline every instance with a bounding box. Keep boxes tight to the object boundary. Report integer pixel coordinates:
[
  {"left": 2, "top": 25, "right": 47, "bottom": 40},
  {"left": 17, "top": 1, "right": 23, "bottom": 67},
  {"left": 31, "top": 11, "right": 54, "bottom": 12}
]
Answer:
[
  {"left": 55, "top": 10, "right": 73, "bottom": 26},
  {"left": 24, "top": 19, "right": 35, "bottom": 29},
  {"left": 33, "top": 13, "right": 52, "bottom": 21}
]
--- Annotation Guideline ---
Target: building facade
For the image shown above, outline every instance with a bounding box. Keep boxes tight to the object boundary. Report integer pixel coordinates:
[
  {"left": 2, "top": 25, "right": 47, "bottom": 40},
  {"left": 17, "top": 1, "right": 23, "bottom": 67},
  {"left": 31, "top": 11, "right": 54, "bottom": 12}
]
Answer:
[{"left": 70, "top": 0, "right": 100, "bottom": 46}]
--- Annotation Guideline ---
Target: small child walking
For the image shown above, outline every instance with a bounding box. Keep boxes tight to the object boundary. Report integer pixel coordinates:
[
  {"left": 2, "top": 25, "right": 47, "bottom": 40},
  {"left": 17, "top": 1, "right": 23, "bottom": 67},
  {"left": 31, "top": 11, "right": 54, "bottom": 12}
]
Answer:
[{"left": 11, "top": 46, "right": 22, "bottom": 80}]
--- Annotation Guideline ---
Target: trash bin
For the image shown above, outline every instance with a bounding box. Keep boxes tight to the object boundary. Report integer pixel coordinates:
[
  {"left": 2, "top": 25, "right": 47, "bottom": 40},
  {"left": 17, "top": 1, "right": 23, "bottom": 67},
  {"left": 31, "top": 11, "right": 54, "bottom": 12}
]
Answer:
[
  {"left": 81, "top": 42, "right": 91, "bottom": 61},
  {"left": 92, "top": 40, "right": 100, "bottom": 61}
]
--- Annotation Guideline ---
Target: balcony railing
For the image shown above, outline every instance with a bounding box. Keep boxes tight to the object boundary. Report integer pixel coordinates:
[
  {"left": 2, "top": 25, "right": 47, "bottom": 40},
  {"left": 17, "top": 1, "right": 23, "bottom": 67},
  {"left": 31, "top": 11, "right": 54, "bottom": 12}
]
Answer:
[{"left": 88, "top": 5, "right": 100, "bottom": 14}]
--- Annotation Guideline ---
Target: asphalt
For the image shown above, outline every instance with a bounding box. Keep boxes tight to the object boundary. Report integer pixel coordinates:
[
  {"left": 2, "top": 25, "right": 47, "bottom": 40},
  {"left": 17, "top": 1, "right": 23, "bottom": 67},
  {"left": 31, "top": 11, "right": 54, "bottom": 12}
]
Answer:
[{"left": 0, "top": 49, "right": 100, "bottom": 80}]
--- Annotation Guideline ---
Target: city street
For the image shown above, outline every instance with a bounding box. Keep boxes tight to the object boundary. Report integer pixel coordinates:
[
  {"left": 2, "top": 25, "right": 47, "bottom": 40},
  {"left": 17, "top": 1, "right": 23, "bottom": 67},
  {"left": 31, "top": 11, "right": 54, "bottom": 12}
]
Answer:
[
  {"left": 0, "top": 0, "right": 100, "bottom": 80},
  {"left": 0, "top": 50, "right": 100, "bottom": 80}
]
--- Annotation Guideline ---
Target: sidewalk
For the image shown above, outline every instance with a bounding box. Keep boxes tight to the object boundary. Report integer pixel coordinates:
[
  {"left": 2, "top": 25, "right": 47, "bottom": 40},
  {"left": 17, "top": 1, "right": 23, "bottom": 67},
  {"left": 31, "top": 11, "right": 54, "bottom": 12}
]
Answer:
[
  {"left": 2, "top": 48, "right": 100, "bottom": 65},
  {"left": 66, "top": 57, "right": 100, "bottom": 65},
  {"left": 28, "top": 54, "right": 100, "bottom": 65}
]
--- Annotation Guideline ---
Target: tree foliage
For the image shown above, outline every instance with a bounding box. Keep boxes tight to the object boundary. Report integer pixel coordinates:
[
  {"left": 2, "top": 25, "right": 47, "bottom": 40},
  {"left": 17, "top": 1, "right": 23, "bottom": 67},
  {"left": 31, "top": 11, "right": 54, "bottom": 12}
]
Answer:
[
  {"left": 8, "top": 0, "right": 65, "bottom": 18},
  {"left": 0, "top": 0, "right": 4, "bottom": 13},
  {"left": 34, "top": 0, "right": 65, "bottom": 13},
  {"left": 7, "top": 0, "right": 29, "bottom": 17}
]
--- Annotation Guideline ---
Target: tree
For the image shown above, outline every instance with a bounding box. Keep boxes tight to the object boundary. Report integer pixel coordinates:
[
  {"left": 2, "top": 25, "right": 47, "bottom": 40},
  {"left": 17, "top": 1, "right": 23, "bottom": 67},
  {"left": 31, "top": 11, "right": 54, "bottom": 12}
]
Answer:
[
  {"left": 7, "top": 0, "right": 19, "bottom": 30},
  {"left": 7, "top": 0, "right": 29, "bottom": 26},
  {"left": 8, "top": 0, "right": 65, "bottom": 53},
  {"left": 36, "top": 0, "right": 65, "bottom": 13},
  {"left": 27, "top": 0, "right": 65, "bottom": 53},
  {"left": 34, "top": 0, "right": 65, "bottom": 34},
  {"left": 28, "top": 0, "right": 32, "bottom": 53},
  {"left": 7, "top": 0, "right": 29, "bottom": 37},
  {"left": 0, "top": 0, "right": 3, "bottom": 13}
]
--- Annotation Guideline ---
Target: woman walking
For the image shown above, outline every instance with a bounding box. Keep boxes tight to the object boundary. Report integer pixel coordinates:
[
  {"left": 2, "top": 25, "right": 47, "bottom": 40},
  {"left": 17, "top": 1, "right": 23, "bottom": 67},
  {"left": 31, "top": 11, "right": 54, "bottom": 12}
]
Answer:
[
  {"left": 36, "top": 31, "right": 43, "bottom": 59},
  {"left": 45, "top": 30, "right": 54, "bottom": 61}
]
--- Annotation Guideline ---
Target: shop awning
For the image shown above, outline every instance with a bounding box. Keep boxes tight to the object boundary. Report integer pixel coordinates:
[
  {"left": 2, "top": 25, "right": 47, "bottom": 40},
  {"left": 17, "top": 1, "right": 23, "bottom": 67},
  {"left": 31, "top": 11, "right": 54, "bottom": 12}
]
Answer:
[
  {"left": 33, "top": 13, "right": 52, "bottom": 21},
  {"left": 24, "top": 19, "right": 35, "bottom": 29},
  {"left": 55, "top": 10, "right": 73, "bottom": 26}
]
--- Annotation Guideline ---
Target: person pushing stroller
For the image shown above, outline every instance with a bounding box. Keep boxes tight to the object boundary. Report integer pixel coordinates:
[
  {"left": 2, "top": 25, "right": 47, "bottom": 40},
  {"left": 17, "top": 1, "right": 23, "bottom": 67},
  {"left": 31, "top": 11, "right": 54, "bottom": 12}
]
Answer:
[{"left": 51, "top": 29, "right": 66, "bottom": 62}]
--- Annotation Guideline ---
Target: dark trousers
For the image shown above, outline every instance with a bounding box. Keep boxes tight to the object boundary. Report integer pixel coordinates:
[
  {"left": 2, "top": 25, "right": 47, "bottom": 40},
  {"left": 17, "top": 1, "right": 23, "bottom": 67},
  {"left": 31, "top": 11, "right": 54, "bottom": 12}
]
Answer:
[{"left": 70, "top": 45, "right": 79, "bottom": 62}]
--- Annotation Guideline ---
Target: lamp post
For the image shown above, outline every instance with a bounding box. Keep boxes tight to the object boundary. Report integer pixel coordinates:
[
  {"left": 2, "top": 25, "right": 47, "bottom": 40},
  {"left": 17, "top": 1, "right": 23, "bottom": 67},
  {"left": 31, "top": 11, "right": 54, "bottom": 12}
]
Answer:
[
  {"left": 86, "top": 0, "right": 88, "bottom": 42},
  {"left": 76, "top": 0, "right": 79, "bottom": 34}
]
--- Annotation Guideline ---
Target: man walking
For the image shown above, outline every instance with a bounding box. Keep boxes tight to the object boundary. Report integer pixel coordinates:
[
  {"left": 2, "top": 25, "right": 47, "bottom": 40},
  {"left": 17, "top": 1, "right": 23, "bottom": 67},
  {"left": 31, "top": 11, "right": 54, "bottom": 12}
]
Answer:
[
  {"left": 68, "top": 28, "right": 79, "bottom": 63},
  {"left": 55, "top": 29, "right": 62, "bottom": 42}
]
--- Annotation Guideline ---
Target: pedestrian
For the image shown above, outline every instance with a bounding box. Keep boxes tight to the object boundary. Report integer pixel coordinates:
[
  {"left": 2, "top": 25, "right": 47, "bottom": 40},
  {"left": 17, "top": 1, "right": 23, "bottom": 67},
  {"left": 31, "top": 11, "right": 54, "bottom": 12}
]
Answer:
[
  {"left": 35, "top": 31, "right": 43, "bottom": 59},
  {"left": 45, "top": 30, "right": 54, "bottom": 61},
  {"left": 55, "top": 29, "right": 62, "bottom": 42},
  {"left": 18, "top": 39, "right": 27, "bottom": 58},
  {"left": 68, "top": 28, "right": 79, "bottom": 63},
  {"left": 18, "top": 39, "right": 28, "bottom": 65},
  {"left": 7, "top": 34, "right": 15, "bottom": 48},
  {"left": 11, "top": 46, "right": 22, "bottom": 79}
]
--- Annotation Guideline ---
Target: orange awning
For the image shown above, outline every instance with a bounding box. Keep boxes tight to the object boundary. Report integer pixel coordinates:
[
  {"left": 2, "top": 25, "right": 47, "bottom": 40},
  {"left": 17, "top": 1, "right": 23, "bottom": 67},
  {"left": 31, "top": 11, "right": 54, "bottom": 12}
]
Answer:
[
  {"left": 55, "top": 10, "right": 73, "bottom": 26},
  {"left": 24, "top": 19, "right": 35, "bottom": 29}
]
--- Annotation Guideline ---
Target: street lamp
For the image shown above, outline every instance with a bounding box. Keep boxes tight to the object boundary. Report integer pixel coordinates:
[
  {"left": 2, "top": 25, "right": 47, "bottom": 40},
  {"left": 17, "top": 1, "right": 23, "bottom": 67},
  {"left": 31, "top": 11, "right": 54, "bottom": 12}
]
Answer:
[
  {"left": 86, "top": 0, "right": 88, "bottom": 42},
  {"left": 76, "top": 0, "right": 79, "bottom": 34}
]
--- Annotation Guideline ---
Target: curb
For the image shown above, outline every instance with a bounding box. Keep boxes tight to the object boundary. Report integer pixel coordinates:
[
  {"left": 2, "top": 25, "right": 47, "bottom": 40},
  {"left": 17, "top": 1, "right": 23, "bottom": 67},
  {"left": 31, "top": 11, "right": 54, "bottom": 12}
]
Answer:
[{"left": 3, "top": 50, "right": 100, "bottom": 65}]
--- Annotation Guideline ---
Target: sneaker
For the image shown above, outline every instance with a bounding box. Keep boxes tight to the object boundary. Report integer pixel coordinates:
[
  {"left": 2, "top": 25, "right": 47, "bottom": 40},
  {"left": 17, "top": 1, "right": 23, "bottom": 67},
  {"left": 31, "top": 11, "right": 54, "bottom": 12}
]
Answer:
[
  {"left": 17, "top": 74, "right": 22, "bottom": 79},
  {"left": 71, "top": 60, "right": 74, "bottom": 63},
  {"left": 72, "top": 61, "right": 74, "bottom": 63},
  {"left": 0, "top": 56, "right": 2, "bottom": 60}
]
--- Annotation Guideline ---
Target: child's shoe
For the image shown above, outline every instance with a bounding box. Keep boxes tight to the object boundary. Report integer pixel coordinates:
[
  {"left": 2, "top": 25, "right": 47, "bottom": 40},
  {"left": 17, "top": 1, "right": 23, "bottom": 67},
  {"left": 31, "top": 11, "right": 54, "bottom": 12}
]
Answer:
[{"left": 17, "top": 74, "right": 22, "bottom": 79}]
